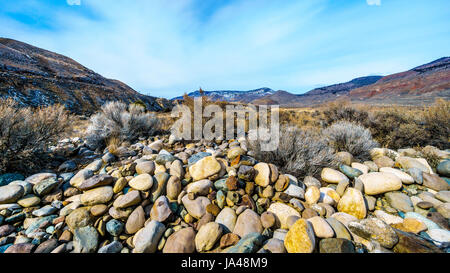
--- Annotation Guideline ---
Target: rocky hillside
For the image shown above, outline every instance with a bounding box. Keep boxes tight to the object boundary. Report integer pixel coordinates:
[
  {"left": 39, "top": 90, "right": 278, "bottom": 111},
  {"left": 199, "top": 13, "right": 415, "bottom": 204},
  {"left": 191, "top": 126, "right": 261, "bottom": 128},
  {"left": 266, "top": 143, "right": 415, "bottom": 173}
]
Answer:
[
  {"left": 0, "top": 134, "right": 449, "bottom": 253},
  {"left": 0, "top": 38, "right": 172, "bottom": 114},
  {"left": 350, "top": 57, "right": 450, "bottom": 105}
]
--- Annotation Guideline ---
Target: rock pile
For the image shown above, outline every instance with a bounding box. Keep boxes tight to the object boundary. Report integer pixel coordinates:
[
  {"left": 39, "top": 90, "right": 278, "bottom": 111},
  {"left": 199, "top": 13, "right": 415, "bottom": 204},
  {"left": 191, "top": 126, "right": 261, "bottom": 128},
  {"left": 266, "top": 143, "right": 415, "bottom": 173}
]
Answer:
[{"left": 0, "top": 137, "right": 449, "bottom": 253}]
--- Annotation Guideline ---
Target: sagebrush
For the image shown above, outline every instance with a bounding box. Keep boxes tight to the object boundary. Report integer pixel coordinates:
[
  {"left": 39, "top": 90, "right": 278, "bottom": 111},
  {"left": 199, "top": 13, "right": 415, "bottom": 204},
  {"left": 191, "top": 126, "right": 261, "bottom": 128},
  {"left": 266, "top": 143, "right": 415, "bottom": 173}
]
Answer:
[
  {"left": 323, "top": 121, "right": 379, "bottom": 161},
  {"left": 248, "top": 126, "right": 337, "bottom": 179},
  {"left": 0, "top": 98, "right": 71, "bottom": 173},
  {"left": 85, "top": 101, "right": 161, "bottom": 150}
]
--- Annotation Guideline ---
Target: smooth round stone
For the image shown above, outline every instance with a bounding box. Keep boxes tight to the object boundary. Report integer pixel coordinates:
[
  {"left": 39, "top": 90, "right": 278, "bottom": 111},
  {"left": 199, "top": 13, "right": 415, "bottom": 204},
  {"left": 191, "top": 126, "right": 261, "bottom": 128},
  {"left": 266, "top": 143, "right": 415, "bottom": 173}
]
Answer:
[
  {"left": 396, "top": 157, "right": 430, "bottom": 173},
  {"left": 267, "top": 202, "right": 301, "bottom": 229},
  {"left": 150, "top": 172, "right": 169, "bottom": 202},
  {"left": 113, "top": 190, "right": 141, "bottom": 209},
  {"left": 126, "top": 206, "right": 145, "bottom": 234},
  {"left": 374, "top": 156, "right": 395, "bottom": 168},
  {"left": 0, "top": 225, "right": 15, "bottom": 237},
  {"left": 337, "top": 188, "right": 367, "bottom": 219},
  {"left": 136, "top": 161, "right": 155, "bottom": 175},
  {"left": 223, "top": 233, "right": 265, "bottom": 253},
  {"left": 435, "top": 191, "right": 450, "bottom": 203},
  {"left": 385, "top": 192, "right": 414, "bottom": 212},
  {"left": 0, "top": 185, "right": 24, "bottom": 204},
  {"left": 436, "top": 203, "right": 450, "bottom": 218},
  {"left": 336, "top": 152, "right": 353, "bottom": 166},
  {"left": 162, "top": 227, "right": 196, "bottom": 253},
  {"left": 261, "top": 211, "right": 276, "bottom": 229},
  {"left": 80, "top": 186, "right": 113, "bottom": 206},
  {"left": 303, "top": 176, "right": 321, "bottom": 188},
  {"left": 374, "top": 210, "right": 403, "bottom": 225},
  {"left": 404, "top": 212, "right": 440, "bottom": 230},
  {"left": 70, "top": 169, "right": 94, "bottom": 188},
  {"left": 426, "top": 229, "right": 450, "bottom": 247},
  {"left": 32, "top": 205, "right": 57, "bottom": 217},
  {"left": 195, "top": 222, "right": 223, "bottom": 252},
  {"left": 129, "top": 174, "right": 153, "bottom": 191},
  {"left": 186, "top": 179, "right": 213, "bottom": 196},
  {"left": 148, "top": 140, "right": 163, "bottom": 152},
  {"left": 307, "top": 216, "right": 335, "bottom": 238},
  {"left": 254, "top": 163, "right": 271, "bottom": 187},
  {"left": 77, "top": 175, "right": 114, "bottom": 191},
  {"left": 261, "top": 238, "right": 286, "bottom": 253},
  {"left": 85, "top": 159, "right": 103, "bottom": 172},
  {"left": 169, "top": 160, "right": 185, "bottom": 178},
  {"left": 227, "top": 147, "right": 245, "bottom": 160},
  {"left": 436, "top": 160, "right": 450, "bottom": 177},
  {"left": 9, "top": 181, "right": 33, "bottom": 195},
  {"left": 351, "top": 163, "right": 369, "bottom": 174},
  {"left": 90, "top": 205, "right": 108, "bottom": 216},
  {"left": 189, "top": 156, "right": 222, "bottom": 181},
  {"left": 325, "top": 217, "right": 352, "bottom": 240},
  {"left": 215, "top": 207, "right": 237, "bottom": 233},
  {"left": 393, "top": 218, "right": 427, "bottom": 234},
  {"left": 380, "top": 167, "right": 414, "bottom": 185},
  {"left": 34, "top": 239, "right": 59, "bottom": 253},
  {"left": 284, "top": 219, "right": 315, "bottom": 253},
  {"left": 305, "top": 186, "right": 320, "bottom": 204},
  {"left": 188, "top": 152, "right": 211, "bottom": 166},
  {"left": 321, "top": 168, "right": 349, "bottom": 184},
  {"left": 73, "top": 226, "right": 99, "bottom": 253},
  {"left": 422, "top": 173, "right": 449, "bottom": 191},
  {"left": 339, "top": 164, "right": 363, "bottom": 179},
  {"left": 109, "top": 207, "right": 133, "bottom": 221},
  {"left": 348, "top": 217, "right": 398, "bottom": 249},
  {"left": 233, "top": 209, "right": 263, "bottom": 238},
  {"left": 407, "top": 168, "right": 424, "bottom": 184},
  {"left": 320, "top": 187, "right": 340, "bottom": 205},
  {"left": 150, "top": 196, "right": 172, "bottom": 222},
  {"left": 181, "top": 195, "right": 211, "bottom": 219},
  {"left": 364, "top": 161, "right": 379, "bottom": 172},
  {"left": 98, "top": 241, "right": 123, "bottom": 253},
  {"left": 319, "top": 238, "right": 355, "bottom": 253},
  {"left": 106, "top": 219, "right": 124, "bottom": 236},
  {"left": 417, "top": 201, "right": 433, "bottom": 209},
  {"left": 4, "top": 243, "right": 35, "bottom": 253},
  {"left": 283, "top": 184, "right": 304, "bottom": 199},
  {"left": 25, "top": 173, "right": 56, "bottom": 185},
  {"left": 66, "top": 207, "right": 93, "bottom": 231},
  {"left": 17, "top": 194, "right": 41, "bottom": 207},
  {"left": 166, "top": 176, "right": 181, "bottom": 201},
  {"left": 358, "top": 172, "right": 402, "bottom": 195},
  {"left": 155, "top": 153, "right": 176, "bottom": 165}
]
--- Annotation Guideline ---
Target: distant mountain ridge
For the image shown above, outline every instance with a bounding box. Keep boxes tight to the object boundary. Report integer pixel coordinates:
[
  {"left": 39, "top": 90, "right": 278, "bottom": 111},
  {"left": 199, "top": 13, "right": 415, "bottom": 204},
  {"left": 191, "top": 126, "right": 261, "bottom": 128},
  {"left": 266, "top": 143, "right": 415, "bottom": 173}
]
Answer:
[
  {"left": 0, "top": 38, "right": 172, "bottom": 114},
  {"left": 172, "top": 87, "right": 276, "bottom": 103}
]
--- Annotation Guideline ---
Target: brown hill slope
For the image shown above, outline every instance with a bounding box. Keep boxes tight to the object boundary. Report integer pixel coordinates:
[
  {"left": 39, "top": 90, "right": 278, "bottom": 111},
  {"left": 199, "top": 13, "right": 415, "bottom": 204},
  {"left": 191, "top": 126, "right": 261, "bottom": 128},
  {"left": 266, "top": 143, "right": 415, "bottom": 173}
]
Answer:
[
  {"left": 349, "top": 57, "right": 450, "bottom": 105},
  {"left": 0, "top": 38, "right": 172, "bottom": 114}
]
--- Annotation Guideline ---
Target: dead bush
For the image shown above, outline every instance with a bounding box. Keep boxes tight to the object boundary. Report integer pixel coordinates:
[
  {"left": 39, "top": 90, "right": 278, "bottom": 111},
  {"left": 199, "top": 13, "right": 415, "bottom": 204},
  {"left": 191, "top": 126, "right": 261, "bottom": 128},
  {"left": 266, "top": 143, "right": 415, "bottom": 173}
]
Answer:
[
  {"left": 323, "top": 121, "right": 379, "bottom": 161},
  {"left": 85, "top": 101, "right": 161, "bottom": 150},
  {"left": 248, "top": 126, "right": 337, "bottom": 179},
  {"left": 0, "top": 98, "right": 71, "bottom": 173}
]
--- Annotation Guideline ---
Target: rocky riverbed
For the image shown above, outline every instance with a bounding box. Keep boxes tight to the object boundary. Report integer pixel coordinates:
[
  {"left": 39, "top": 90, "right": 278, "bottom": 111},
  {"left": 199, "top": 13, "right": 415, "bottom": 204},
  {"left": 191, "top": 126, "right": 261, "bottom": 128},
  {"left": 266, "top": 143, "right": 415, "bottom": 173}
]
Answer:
[{"left": 0, "top": 135, "right": 449, "bottom": 253}]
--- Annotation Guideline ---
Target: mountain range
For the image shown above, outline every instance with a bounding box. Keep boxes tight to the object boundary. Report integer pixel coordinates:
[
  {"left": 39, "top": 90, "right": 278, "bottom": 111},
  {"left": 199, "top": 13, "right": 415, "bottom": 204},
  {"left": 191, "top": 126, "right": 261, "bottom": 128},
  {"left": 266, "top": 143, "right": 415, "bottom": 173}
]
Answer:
[
  {"left": 177, "top": 58, "right": 450, "bottom": 106},
  {"left": 1, "top": 37, "right": 448, "bottom": 113}
]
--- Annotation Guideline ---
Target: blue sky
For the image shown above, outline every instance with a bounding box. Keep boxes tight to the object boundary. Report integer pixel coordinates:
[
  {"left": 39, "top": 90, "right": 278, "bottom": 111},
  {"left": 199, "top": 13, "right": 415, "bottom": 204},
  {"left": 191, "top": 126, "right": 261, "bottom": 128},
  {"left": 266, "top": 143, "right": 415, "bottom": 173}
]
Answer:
[{"left": 0, "top": 0, "right": 449, "bottom": 98}]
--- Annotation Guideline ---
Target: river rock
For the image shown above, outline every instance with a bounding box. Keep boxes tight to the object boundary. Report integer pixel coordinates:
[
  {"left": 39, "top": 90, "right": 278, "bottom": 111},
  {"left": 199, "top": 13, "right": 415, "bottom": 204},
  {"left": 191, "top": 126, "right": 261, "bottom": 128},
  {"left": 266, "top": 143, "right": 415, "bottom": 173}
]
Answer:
[
  {"left": 80, "top": 186, "right": 113, "bottom": 206},
  {"left": 267, "top": 202, "right": 301, "bottom": 229},
  {"left": 129, "top": 174, "right": 153, "bottom": 191},
  {"left": 215, "top": 207, "right": 237, "bottom": 233},
  {"left": 189, "top": 156, "right": 222, "bottom": 181},
  {"left": 321, "top": 168, "right": 349, "bottom": 184},
  {"left": 163, "top": 227, "right": 196, "bottom": 253},
  {"left": 195, "top": 222, "right": 223, "bottom": 252},
  {"left": 0, "top": 185, "right": 24, "bottom": 204},
  {"left": 254, "top": 163, "right": 271, "bottom": 187},
  {"left": 284, "top": 219, "right": 315, "bottom": 253},
  {"left": 233, "top": 209, "right": 263, "bottom": 238},
  {"left": 182, "top": 195, "right": 211, "bottom": 219},
  {"left": 73, "top": 226, "right": 99, "bottom": 253},
  {"left": 422, "top": 173, "right": 449, "bottom": 191},
  {"left": 385, "top": 192, "right": 414, "bottom": 212},
  {"left": 348, "top": 217, "right": 398, "bottom": 248},
  {"left": 358, "top": 172, "right": 402, "bottom": 195},
  {"left": 133, "top": 220, "right": 166, "bottom": 253},
  {"left": 337, "top": 188, "right": 367, "bottom": 219},
  {"left": 150, "top": 196, "right": 172, "bottom": 222}
]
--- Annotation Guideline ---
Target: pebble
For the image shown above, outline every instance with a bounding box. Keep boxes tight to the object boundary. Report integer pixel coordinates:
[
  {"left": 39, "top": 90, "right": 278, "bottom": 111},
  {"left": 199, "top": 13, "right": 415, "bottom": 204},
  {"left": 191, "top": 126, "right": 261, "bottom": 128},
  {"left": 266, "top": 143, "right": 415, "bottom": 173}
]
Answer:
[
  {"left": 195, "top": 222, "right": 222, "bottom": 252},
  {"left": 129, "top": 174, "right": 153, "bottom": 191},
  {"left": 267, "top": 202, "right": 301, "bottom": 229},
  {"left": 233, "top": 209, "right": 263, "bottom": 238},
  {"left": 133, "top": 220, "right": 166, "bottom": 253},
  {"left": 284, "top": 219, "right": 315, "bottom": 253},
  {"left": 337, "top": 188, "right": 367, "bottom": 219},
  {"left": 358, "top": 172, "right": 402, "bottom": 195},
  {"left": 215, "top": 207, "right": 237, "bottom": 233},
  {"left": 321, "top": 168, "right": 349, "bottom": 184},
  {"left": 163, "top": 227, "right": 196, "bottom": 253}
]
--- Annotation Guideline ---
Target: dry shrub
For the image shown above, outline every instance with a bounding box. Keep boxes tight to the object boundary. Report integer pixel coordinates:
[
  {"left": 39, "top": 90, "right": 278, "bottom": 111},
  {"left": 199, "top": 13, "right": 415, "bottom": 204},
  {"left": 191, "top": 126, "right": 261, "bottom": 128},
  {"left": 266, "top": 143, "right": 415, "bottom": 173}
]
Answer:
[
  {"left": 85, "top": 101, "right": 161, "bottom": 150},
  {"left": 248, "top": 126, "right": 337, "bottom": 179},
  {"left": 321, "top": 100, "right": 371, "bottom": 126},
  {"left": 422, "top": 99, "right": 450, "bottom": 149},
  {"left": 323, "top": 121, "right": 379, "bottom": 161},
  {"left": 0, "top": 98, "right": 71, "bottom": 173}
]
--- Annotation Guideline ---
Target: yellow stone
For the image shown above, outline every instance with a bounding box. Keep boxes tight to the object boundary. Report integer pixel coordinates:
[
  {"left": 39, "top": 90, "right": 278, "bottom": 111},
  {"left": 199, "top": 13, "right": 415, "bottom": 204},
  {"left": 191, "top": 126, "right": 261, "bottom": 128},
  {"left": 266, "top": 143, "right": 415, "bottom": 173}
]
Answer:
[
  {"left": 189, "top": 156, "right": 222, "bottom": 181},
  {"left": 337, "top": 188, "right": 367, "bottom": 219},
  {"left": 392, "top": 218, "right": 427, "bottom": 234},
  {"left": 284, "top": 219, "right": 315, "bottom": 253}
]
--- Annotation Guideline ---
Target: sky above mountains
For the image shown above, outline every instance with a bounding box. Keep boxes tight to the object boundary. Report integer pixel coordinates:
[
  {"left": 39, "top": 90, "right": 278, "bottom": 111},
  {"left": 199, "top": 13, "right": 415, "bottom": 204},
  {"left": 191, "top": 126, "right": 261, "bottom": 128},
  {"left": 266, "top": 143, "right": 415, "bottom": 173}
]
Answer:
[{"left": 1, "top": 0, "right": 449, "bottom": 98}]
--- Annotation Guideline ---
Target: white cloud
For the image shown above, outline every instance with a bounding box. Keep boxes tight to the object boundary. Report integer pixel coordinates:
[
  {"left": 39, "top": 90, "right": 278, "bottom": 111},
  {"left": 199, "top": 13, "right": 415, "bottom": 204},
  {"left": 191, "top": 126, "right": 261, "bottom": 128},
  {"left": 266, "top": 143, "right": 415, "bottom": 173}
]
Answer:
[
  {"left": 367, "top": 0, "right": 381, "bottom": 6},
  {"left": 67, "top": 0, "right": 81, "bottom": 6}
]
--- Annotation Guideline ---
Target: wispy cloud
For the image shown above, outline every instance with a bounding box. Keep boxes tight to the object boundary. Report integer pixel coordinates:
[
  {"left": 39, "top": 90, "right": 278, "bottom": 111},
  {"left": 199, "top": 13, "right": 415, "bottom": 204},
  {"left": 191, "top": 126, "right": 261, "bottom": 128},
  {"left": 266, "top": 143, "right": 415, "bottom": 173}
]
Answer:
[
  {"left": 366, "top": 0, "right": 381, "bottom": 6},
  {"left": 67, "top": 0, "right": 81, "bottom": 6},
  {"left": 1, "top": 0, "right": 449, "bottom": 98}
]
